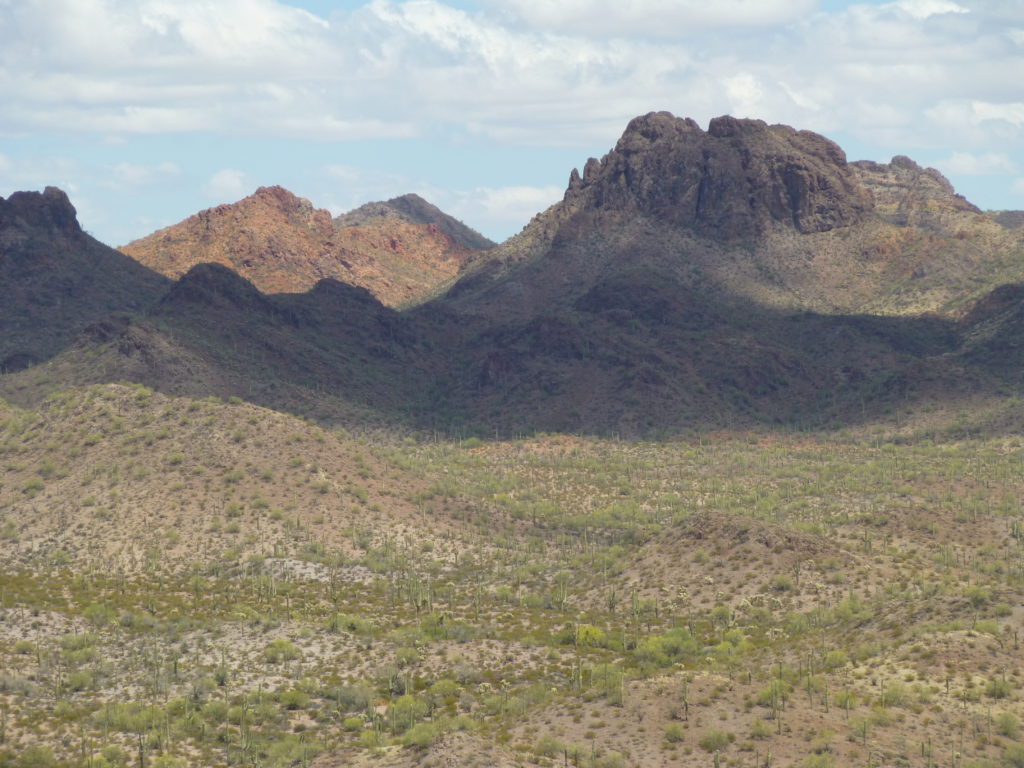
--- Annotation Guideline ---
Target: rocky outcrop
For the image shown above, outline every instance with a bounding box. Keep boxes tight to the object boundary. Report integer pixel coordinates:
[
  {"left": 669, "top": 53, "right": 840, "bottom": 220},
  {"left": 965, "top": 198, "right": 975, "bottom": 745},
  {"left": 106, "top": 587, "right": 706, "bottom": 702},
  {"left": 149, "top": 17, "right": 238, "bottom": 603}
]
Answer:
[
  {"left": 851, "top": 156, "right": 980, "bottom": 230},
  {"left": 0, "top": 186, "right": 83, "bottom": 240},
  {"left": 563, "top": 112, "right": 872, "bottom": 238}
]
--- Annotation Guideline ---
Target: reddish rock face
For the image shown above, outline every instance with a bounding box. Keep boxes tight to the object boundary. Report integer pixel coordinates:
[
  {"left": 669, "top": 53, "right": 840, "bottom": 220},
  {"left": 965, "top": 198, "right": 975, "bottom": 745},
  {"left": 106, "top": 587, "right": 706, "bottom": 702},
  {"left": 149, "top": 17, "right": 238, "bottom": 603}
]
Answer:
[
  {"left": 563, "top": 111, "right": 872, "bottom": 238},
  {"left": 121, "top": 187, "right": 491, "bottom": 306}
]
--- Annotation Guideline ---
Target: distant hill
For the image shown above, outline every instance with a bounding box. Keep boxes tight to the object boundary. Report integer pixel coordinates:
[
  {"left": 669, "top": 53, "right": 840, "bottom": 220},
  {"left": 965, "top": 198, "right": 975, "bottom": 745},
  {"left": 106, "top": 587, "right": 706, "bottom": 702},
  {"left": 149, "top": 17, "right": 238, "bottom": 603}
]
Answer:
[{"left": 120, "top": 187, "right": 492, "bottom": 306}]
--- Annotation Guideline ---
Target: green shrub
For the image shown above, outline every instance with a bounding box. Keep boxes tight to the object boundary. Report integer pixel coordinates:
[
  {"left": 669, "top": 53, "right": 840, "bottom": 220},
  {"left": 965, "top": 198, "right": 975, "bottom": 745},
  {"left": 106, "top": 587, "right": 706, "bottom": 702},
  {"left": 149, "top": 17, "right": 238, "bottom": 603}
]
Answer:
[
  {"left": 1006, "top": 744, "right": 1024, "bottom": 768},
  {"left": 997, "top": 712, "right": 1020, "bottom": 738},
  {"left": 17, "top": 745, "right": 57, "bottom": 768},
  {"left": 698, "top": 729, "right": 733, "bottom": 752},
  {"left": 750, "top": 719, "right": 772, "bottom": 739},
  {"left": 263, "top": 638, "right": 301, "bottom": 663},
  {"left": 664, "top": 723, "right": 685, "bottom": 743},
  {"left": 986, "top": 677, "right": 1013, "bottom": 699},
  {"left": 403, "top": 722, "right": 439, "bottom": 749},
  {"left": 280, "top": 689, "right": 310, "bottom": 710}
]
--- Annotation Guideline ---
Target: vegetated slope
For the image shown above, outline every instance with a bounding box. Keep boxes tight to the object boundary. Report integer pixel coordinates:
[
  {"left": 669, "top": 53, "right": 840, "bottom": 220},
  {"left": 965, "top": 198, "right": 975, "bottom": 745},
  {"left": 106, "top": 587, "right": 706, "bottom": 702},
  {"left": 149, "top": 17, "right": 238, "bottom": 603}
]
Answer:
[
  {"left": 2, "top": 422, "right": 1024, "bottom": 767},
  {"left": 0, "top": 383, "right": 465, "bottom": 573},
  {"left": 0, "top": 192, "right": 1004, "bottom": 438},
  {"left": 120, "top": 187, "right": 491, "bottom": 306},
  {"left": 0, "top": 187, "right": 170, "bottom": 371}
]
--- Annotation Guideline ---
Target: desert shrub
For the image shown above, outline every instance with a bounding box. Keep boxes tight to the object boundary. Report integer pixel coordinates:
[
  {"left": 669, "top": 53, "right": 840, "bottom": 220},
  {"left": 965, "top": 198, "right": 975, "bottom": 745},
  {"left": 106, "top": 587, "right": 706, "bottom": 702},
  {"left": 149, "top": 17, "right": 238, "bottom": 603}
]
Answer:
[
  {"left": 800, "top": 755, "right": 834, "bottom": 768},
  {"left": 750, "top": 719, "right": 773, "bottom": 739},
  {"left": 16, "top": 745, "right": 56, "bottom": 768},
  {"left": 997, "top": 712, "right": 1020, "bottom": 738},
  {"left": 263, "top": 638, "right": 301, "bottom": 663},
  {"left": 576, "top": 624, "right": 607, "bottom": 647},
  {"left": 823, "top": 650, "right": 848, "bottom": 669},
  {"left": 402, "top": 722, "right": 439, "bottom": 749},
  {"left": 986, "top": 677, "right": 1012, "bottom": 699},
  {"left": 390, "top": 695, "right": 428, "bottom": 733},
  {"left": 1005, "top": 744, "right": 1024, "bottom": 768},
  {"left": 83, "top": 603, "right": 117, "bottom": 626},
  {"left": 698, "top": 729, "right": 733, "bottom": 752},
  {"left": 203, "top": 700, "right": 229, "bottom": 724},
  {"left": 279, "top": 689, "right": 310, "bottom": 710},
  {"left": 67, "top": 669, "right": 94, "bottom": 692},
  {"left": 265, "top": 735, "right": 323, "bottom": 767},
  {"left": 664, "top": 723, "right": 685, "bottom": 743}
]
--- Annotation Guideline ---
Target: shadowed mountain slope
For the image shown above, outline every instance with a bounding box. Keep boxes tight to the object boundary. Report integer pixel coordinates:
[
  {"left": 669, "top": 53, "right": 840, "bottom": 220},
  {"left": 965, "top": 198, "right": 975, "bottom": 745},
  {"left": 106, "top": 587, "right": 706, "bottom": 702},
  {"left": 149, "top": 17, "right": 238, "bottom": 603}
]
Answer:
[{"left": 0, "top": 187, "right": 170, "bottom": 372}]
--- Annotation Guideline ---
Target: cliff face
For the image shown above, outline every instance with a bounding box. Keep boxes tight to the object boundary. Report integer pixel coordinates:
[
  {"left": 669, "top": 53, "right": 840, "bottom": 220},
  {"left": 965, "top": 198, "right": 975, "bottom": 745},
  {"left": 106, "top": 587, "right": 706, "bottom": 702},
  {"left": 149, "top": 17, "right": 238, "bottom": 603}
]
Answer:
[
  {"left": 121, "top": 187, "right": 490, "bottom": 306},
  {"left": 563, "top": 112, "right": 872, "bottom": 238}
]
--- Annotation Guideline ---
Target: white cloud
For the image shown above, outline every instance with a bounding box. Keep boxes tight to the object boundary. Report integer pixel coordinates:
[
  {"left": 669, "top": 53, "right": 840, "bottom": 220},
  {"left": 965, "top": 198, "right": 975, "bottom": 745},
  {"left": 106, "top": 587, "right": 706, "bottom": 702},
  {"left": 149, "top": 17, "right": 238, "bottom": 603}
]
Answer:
[
  {"left": 1, "top": 0, "right": 1023, "bottom": 224},
  {"left": 724, "top": 73, "right": 764, "bottom": 117},
  {"left": 0, "top": 0, "right": 1020, "bottom": 155},
  {"left": 110, "top": 161, "right": 181, "bottom": 188},
  {"left": 972, "top": 101, "right": 1024, "bottom": 127},
  {"left": 455, "top": 185, "right": 565, "bottom": 232},
  {"left": 1013, "top": 178, "right": 1024, "bottom": 196},
  {"left": 489, "top": 0, "right": 817, "bottom": 36},
  {"left": 203, "top": 169, "right": 250, "bottom": 200},
  {"left": 937, "top": 152, "right": 1017, "bottom": 175},
  {"left": 890, "top": 0, "right": 969, "bottom": 19},
  {"left": 0, "top": 154, "right": 11, "bottom": 175}
]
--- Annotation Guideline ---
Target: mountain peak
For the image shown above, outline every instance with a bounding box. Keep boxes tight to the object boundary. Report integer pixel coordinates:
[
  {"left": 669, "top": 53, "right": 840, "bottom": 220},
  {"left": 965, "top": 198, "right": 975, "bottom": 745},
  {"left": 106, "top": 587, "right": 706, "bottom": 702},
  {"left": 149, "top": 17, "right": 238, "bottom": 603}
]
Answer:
[
  {"left": 0, "top": 185, "right": 82, "bottom": 236},
  {"left": 336, "top": 193, "right": 495, "bottom": 252},
  {"left": 564, "top": 111, "right": 870, "bottom": 238}
]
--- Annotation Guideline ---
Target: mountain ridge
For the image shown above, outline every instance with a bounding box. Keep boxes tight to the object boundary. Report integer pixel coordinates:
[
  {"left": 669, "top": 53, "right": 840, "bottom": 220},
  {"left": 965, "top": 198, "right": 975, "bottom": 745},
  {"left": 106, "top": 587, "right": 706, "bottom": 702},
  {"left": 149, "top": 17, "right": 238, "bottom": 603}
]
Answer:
[
  {"left": 4, "top": 111, "right": 1024, "bottom": 437},
  {"left": 119, "top": 186, "right": 491, "bottom": 306}
]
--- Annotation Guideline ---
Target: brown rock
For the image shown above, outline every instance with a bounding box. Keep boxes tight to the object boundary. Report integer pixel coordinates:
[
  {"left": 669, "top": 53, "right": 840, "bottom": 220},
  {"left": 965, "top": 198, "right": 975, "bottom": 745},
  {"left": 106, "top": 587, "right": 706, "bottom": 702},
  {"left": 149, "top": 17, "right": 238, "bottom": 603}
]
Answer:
[{"left": 563, "top": 111, "right": 872, "bottom": 237}]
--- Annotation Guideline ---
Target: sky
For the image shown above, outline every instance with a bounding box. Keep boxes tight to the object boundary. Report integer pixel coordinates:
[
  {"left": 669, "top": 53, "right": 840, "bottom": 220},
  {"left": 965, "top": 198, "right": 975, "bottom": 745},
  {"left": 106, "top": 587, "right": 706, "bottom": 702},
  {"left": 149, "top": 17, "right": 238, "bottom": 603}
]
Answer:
[{"left": 1, "top": 0, "right": 1023, "bottom": 247}]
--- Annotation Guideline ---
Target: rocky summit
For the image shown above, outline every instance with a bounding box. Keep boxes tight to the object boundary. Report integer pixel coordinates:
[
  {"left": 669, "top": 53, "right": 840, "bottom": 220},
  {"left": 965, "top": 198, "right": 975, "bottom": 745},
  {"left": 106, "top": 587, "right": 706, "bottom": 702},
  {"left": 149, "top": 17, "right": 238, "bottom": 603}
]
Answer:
[{"left": 564, "top": 112, "right": 872, "bottom": 237}]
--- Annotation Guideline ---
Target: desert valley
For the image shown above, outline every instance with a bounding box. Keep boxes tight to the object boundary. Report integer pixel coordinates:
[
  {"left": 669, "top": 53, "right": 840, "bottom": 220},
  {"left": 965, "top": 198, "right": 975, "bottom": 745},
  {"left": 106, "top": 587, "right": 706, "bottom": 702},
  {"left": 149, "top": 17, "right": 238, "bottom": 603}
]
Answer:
[{"left": 2, "top": 112, "right": 1024, "bottom": 768}]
